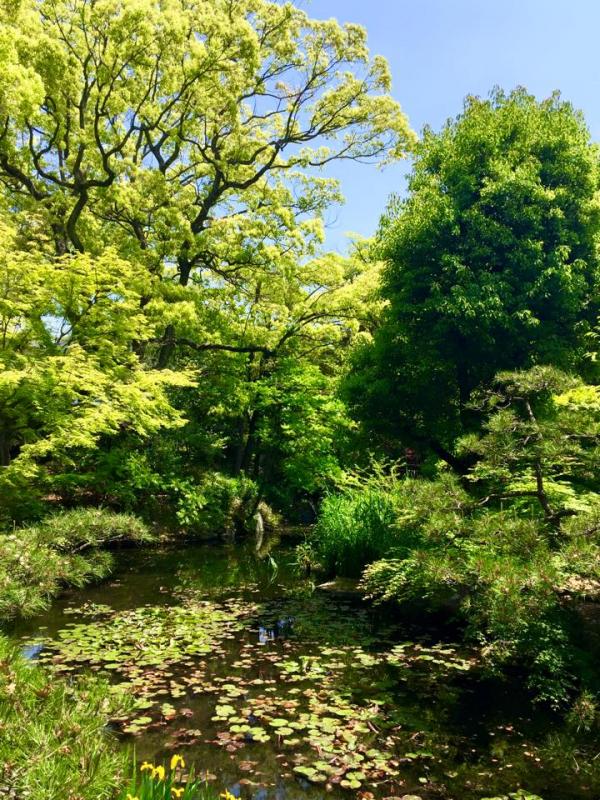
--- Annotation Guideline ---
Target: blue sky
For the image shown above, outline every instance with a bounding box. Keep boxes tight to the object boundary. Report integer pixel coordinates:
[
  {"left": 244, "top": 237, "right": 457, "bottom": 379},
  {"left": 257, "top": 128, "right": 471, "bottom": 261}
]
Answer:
[{"left": 303, "top": 0, "right": 600, "bottom": 251}]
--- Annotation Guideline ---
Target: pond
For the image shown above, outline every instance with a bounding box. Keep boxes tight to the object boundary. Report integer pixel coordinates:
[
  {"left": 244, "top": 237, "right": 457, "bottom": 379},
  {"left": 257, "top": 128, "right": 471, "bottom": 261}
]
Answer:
[{"left": 8, "top": 538, "right": 600, "bottom": 800}]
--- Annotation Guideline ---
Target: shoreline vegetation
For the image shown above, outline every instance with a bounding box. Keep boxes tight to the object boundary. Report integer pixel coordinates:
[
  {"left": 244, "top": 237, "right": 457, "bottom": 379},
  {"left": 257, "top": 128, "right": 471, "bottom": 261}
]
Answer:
[
  {"left": 0, "top": 634, "right": 128, "bottom": 799},
  {"left": 0, "top": 0, "right": 599, "bottom": 797},
  {"left": 0, "top": 510, "right": 150, "bottom": 800},
  {"left": 0, "top": 508, "right": 154, "bottom": 622}
]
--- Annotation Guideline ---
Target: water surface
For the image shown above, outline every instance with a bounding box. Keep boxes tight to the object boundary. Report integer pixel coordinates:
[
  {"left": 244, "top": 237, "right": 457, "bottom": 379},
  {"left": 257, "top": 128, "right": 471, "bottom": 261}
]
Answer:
[{"left": 10, "top": 540, "right": 600, "bottom": 800}]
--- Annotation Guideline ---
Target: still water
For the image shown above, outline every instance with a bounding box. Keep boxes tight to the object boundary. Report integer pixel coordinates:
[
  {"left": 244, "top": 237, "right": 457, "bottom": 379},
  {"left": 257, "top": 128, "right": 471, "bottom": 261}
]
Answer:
[{"left": 9, "top": 540, "right": 600, "bottom": 800}]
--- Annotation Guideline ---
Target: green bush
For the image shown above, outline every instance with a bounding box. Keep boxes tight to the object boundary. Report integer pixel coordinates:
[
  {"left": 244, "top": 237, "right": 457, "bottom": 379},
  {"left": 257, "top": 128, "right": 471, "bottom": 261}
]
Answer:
[
  {"left": 308, "top": 476, "right": 596, "bottom": 704},
  {"left": 0, "top": 508, "right": 153, "bottom": 621},
  {"left": 173, "top": 473, "right": 259, "bottom": 538},
  {"left": 307, "top": 369, "right": 600, "bottom": 705},
  {"left": 362, "top": 506, "right": 575, "bottom": 705},
  {"left": 359, "top": 494, "right": 600, "bottom": 707},
  {"left": 0, "top": 634, "right": 127, "bottom": 799}
]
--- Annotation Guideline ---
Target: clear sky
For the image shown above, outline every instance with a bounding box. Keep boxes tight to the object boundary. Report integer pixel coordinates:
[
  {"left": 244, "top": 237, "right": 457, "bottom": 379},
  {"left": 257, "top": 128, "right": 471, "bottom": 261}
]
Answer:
[{"left": 302, "top": 0, "right": 600, "bottom": 251}]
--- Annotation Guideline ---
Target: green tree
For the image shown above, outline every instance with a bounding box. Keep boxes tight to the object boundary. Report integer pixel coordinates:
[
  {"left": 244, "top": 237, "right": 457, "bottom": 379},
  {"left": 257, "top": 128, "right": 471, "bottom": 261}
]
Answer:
[
  {"left": 0, "top": 216, "right": 189, "bottom": 519},
  {"left": 80, "top": 243, "right": 385, "bottom": 513},
  {"left": 0, "top": 0, "right": 413, "bottom": 517},
  {"left": 0, "top": 0, "right": 412, "bottom": 357},
  {"left": 463, "top": 366, "right": 600, "bottom": 526},
  {"left": 346, "top": 89, "right": 600, "bottom": 469}
]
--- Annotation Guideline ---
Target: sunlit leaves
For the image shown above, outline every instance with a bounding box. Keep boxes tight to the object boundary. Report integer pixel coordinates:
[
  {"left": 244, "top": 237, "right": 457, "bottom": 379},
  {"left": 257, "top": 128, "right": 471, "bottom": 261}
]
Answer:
[{"left": 0, "top": 218, "right": 192, "bottom": 514}]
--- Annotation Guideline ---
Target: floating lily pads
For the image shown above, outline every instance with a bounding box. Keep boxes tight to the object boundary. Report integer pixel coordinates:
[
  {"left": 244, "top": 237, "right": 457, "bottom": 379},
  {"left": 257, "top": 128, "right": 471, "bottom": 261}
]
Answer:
[{"left": 26, "top": 550, "right": 499, "bottom": 799}]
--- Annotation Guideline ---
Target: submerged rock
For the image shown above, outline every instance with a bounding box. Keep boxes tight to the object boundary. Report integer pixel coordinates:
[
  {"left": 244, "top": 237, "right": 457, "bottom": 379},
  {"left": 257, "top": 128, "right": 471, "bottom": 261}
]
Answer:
[{"left": 315, "top": 577, "right": 363, "bottom": 602}]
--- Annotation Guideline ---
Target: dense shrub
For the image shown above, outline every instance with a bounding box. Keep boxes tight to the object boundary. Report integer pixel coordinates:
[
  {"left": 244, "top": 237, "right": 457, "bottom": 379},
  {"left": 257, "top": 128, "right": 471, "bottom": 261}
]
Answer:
[
  {"left": 361, "top": 506, "right": 574, "bottom": 704},
  {"left": 173, "top": 473, "right": 260, "bottom": 538},
  {"left": 0, "top": 635, "right": 127, "bottom": 798},
  {"left": 306, "top": 369, "right": 600, "bottom": 705},
  {"left": 0, "top": 508, "right": 153, "bottom": 621},
  {"left": 308, "top": 472, "right": 598, "bottom": 705}
]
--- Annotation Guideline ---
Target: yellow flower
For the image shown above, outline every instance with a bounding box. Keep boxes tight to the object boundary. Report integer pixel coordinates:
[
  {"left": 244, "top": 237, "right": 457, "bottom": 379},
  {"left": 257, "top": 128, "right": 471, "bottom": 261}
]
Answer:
[
  {"left": 171, "top": 790, "right": 184, "bottom": 798},
  {"left": 152, "top": 765, "right": 166, "bottom": 781},
  {"left": 170, "top": 754, "right": 186, "bottom": 770},
  {"left": 140, "top": 762, "right": 154, "bottom": 772},
  {"left": 127, "top": 795, "right": 139, "bottom": 800},
  {"left": 220, "top": 792, "right": 237, "bottom": 800}
]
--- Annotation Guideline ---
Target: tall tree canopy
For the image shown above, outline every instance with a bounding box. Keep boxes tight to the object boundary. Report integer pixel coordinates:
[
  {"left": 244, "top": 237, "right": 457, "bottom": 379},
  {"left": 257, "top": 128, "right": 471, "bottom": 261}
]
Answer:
[
  {"left": 346, "top": 89, "right": 600, "bottom": 468},
  {"left": 0, "top": 0, "right": 411, "bottom": 291},
  {"left": 0, "top": 0, "right": 412, "bottom": 518},
  {"left": 0, "top": 213, "right": 190, "bottom": 517}
]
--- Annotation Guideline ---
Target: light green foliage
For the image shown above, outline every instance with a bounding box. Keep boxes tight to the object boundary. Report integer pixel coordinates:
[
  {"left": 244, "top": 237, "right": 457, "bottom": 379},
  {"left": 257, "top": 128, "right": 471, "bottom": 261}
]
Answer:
[
  {"left": 0, "top": 634, "right": 127, "bottom": 799},
  {"left": 0, "top": 0, "right": 412, "bottom": 261},
  {"left": 0, "top": 508, "right": 152, "bottom": 620},
  {"left": 0, "top": 217, "right": 191, "bottom": 520},
  {"left": 346, "top": 89, "right": 600, "bottom": 464},
  {"left": 256, "top": 359, "right": 354, "bottom": 508},
  {"left": 0, "top": 0, "right": 410, "bottom": 521},
  {"left": 82, "top": 246, "right": 385, "bottom": 517}
]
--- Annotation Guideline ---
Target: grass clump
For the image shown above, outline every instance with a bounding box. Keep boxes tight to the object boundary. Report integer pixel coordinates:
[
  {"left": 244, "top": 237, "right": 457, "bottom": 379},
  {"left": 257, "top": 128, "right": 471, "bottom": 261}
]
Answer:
[
  {"left": 0, "top": 508, "right": 153, "bottom": 621},
  {"left": 309, "top": 487, "right": 397, "bottom": 577},
  {"left": 0, "top": 634, "right": 127, "bottom": 799}
]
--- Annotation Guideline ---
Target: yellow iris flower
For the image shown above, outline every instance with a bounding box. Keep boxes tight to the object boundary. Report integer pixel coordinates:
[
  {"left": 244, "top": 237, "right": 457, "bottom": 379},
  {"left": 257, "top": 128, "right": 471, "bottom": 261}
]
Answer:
[
  {"left": 170, "top": 754, "right": 186, "bottom": 770},
  {"left": 171, "top": 789, "right": 184, "bottom": 798},
  {"left": 152, "top": 765, "right": 166, "bottom": 781},
  {"left": 126, "top": 795, "right": 139, "bottom": 800},
  {"left": 220, "top": 791, "right": 237, "bottom": 800},
  {"left": 140, "top": 762, "right": 154, "bottom": 772}
]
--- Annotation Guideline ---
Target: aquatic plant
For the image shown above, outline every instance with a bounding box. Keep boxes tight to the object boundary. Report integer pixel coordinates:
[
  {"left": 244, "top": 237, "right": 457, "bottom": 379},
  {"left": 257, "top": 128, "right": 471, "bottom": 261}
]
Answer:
[
  {"left": 307, "top": 484, "right": 398, "bottom": 577},
  {"left": 120, "top": 756, "right": 218, "bottom": 799},
  {"left": 35, "top": 593, "right": 482, "bottom": 796},
  {"left": 481, "top": 793, "right": 543, "bottom": 800}
]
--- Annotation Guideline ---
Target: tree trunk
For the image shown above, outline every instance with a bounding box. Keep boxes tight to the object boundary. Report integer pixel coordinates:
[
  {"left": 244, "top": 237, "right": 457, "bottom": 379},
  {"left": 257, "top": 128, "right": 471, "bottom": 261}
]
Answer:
[{"left": 0, "top": 430, "right": 11, "bottom": 467}]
